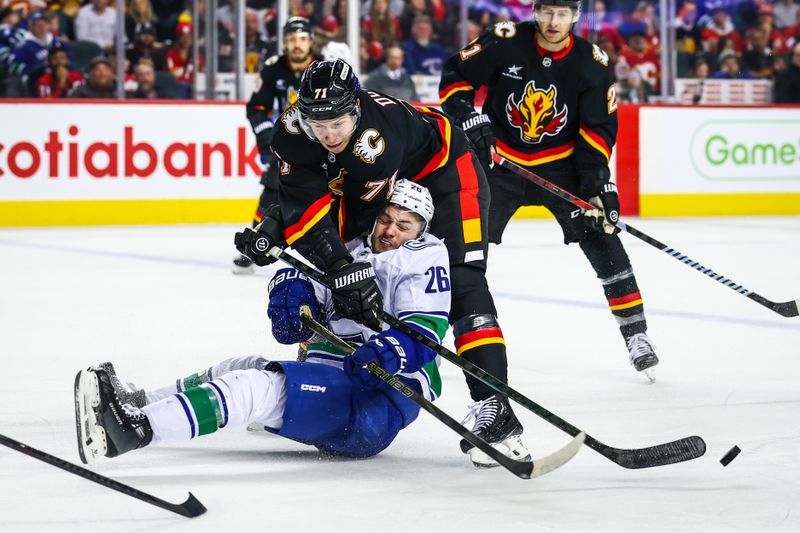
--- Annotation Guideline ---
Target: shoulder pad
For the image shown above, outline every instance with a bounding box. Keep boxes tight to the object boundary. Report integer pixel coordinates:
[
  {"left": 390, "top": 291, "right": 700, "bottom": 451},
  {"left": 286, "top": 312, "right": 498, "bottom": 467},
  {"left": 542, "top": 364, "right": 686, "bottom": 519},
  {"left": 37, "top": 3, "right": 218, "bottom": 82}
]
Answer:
[{"left": 264, "top": 55, "right": 279, "bottom": 66}]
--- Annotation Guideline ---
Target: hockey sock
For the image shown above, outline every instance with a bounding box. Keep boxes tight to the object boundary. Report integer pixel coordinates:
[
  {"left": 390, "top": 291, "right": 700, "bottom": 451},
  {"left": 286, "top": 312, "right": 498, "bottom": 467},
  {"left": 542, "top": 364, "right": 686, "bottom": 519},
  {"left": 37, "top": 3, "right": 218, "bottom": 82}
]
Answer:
[
  {"left": 143, "top": 368, "right": 286, "bottom": 445},
  {"left": 144, "top": 356, "right": 271, "bottom": 405},
  {"left": 453, "top": 314, "right": 508, "bottom": 401},
  {"left": 600, "top": 267, "right": 648, "bottom": 337}
]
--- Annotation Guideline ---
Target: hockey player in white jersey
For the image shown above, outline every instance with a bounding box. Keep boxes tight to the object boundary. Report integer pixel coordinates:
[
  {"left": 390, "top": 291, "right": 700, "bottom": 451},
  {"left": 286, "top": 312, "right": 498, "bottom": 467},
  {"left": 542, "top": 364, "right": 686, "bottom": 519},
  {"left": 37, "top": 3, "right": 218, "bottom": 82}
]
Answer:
[{"left": 74, "top": 180, "right": 454, "bottom": 464}]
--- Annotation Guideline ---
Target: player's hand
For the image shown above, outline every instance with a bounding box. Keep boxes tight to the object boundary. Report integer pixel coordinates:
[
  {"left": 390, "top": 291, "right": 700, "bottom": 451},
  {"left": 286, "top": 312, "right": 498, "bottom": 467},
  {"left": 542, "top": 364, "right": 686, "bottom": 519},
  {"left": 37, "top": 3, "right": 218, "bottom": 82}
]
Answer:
[
  {"left": 584, "top": 183, "right": 621, "bottom": 235},
  {"left": 267, "top": 269, "right": 321, "bottom": 344},
  {"left": 461, "top": 112, "right": 496, "bottom": 170},
  {"left": 254, "top": 123, "right": 273, "bottom": 161},
  {"left": 344, "top": 329, "right": 421, "bottom": 388},
  {"left": 233, "top": 204, "right": 285, "bottom": 266},
  {"left": 322, "top": 261, "right": 383, "bottom": 331}
]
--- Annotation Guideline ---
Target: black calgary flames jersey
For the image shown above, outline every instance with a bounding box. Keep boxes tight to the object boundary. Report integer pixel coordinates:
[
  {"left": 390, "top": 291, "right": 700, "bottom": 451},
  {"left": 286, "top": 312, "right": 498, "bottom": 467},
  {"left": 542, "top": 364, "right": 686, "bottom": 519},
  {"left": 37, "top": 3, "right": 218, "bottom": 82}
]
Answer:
[
  {"left": 246, "top": 54, "right": 315, "bottom": 141},
  {"left": 270, "top": 89, "right": 470, "bottom": 245},
  {"left": 440, "top": 20, "right": 617, "bottom": 191}
]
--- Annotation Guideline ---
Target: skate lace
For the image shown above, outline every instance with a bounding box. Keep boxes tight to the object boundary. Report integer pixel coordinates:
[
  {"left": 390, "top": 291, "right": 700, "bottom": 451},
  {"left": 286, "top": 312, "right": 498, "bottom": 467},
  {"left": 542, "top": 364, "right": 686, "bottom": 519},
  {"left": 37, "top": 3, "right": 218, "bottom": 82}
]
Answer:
[
  {"left": 460, "top": 397, "right": 498, "bottom": 432},
  {"left": 626, "top": 333, "right": 655, "bottom": 363},
  {"left": 121, "top": 402, "right": 147, "bottom": 423}
]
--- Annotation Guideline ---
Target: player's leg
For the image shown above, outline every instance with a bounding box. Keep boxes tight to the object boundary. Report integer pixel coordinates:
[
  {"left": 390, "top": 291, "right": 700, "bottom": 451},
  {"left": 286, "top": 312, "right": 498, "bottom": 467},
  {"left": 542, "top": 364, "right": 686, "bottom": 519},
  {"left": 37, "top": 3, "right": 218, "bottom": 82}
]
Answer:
[
  {"left": 544, "top": 186, "right": 658, "bottom": 379},
  {"left": 430, "top": 152, "right": 530, "bottom": 467}
]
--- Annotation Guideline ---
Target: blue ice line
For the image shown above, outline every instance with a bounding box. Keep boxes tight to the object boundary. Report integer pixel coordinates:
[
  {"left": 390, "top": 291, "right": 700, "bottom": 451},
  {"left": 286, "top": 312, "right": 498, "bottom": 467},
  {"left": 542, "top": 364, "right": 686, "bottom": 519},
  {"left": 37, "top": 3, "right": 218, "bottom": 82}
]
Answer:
[{"left": 492, "top": 291, "right": 800, "bottom": 331}]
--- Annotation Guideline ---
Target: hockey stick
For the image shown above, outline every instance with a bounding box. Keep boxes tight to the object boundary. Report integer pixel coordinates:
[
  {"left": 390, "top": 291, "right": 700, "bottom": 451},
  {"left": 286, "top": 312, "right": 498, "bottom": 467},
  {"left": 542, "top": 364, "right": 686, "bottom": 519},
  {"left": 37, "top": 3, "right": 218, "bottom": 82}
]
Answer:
[
  {"left": 493, "top": 153, "right": 800, "bottom": 318},
  {"left": 296, "top": 306, "right": 584, "bottom": 479},
  {"left": 0, "top": 433, "right": 206, "bottom": 518},
  {"left": 269, "top": 247, "right": 706, "bottom": 469}
]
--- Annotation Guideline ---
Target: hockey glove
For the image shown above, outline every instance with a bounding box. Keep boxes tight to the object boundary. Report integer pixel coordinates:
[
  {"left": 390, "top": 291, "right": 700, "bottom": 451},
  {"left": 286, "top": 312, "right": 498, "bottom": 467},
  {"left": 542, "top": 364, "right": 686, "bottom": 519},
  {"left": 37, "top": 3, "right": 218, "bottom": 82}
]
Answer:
[
  {"left": 234, "top": 204, "right": 286, "bottom": 266},
  {"left": 584, "top": 183, "right": 621, "bottom": 235},
  {"left": 322, "top": 261, "right": 383, "bottom": 331},
  {"left": 267, "top": 268, "right": 322, "bottom": 344},
  {"left": 344, "top": 327, "right": 428, "bottom": 389},
  {"left": 253, "top": 121, "right": 274, "bottom": 164},
  {"left": 461, "top": 112, "right": 496, "bottom": 170}
]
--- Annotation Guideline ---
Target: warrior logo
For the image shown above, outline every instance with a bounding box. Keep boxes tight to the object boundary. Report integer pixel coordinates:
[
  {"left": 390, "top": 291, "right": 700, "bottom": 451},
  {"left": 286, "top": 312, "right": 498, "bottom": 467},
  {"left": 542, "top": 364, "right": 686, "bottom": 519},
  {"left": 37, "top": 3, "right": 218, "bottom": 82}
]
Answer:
[
  {"left": 505, "top": 80, "right": 568, "bottom": 144},
  {"left": 353, "top": 128, "right": 385, "bottom": 163}
]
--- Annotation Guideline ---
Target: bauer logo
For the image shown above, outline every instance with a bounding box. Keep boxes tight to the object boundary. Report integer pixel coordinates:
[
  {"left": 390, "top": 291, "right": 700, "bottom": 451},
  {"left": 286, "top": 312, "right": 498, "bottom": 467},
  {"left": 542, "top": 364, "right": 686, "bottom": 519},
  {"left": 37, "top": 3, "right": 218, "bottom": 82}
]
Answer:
[
  {"left": 300, "top": 384, "right": 326, "bottom": 393},
  {"left": 689, "top": 120, "right": 800, "bottom": 181}
]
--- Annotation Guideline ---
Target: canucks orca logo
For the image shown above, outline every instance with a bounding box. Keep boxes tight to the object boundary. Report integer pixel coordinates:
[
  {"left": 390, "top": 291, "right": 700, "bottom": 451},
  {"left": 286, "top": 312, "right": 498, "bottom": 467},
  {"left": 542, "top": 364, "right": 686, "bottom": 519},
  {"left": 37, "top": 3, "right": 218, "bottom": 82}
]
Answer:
[
  {"left": 505, "top": 80, "right": 568, "bottom": 144},
  {"left": 353, "top": 129, "right": 385, "bottom": 163}
]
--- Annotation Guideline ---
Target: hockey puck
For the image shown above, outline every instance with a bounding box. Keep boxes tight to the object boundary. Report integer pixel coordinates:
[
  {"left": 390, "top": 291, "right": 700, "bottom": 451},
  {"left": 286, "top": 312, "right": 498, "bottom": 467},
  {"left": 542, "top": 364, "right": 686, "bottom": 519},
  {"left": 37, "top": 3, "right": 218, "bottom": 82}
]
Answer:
[{"left": 720, "top": 445, "right": 741, "bottom": 466}]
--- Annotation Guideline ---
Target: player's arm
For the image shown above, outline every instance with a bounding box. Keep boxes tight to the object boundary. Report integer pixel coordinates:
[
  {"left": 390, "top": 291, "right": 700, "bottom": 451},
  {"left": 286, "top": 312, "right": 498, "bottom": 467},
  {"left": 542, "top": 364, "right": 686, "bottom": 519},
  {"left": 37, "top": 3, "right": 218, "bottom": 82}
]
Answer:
[
  {"left": 576, "top": 45, "right": 620, "bottom": 234},
  {"left": 245, "top": 57, "right": 280, "bottom": 161},
  {"left": 344, "top": 244, "right": 451, "bottom": 386}
]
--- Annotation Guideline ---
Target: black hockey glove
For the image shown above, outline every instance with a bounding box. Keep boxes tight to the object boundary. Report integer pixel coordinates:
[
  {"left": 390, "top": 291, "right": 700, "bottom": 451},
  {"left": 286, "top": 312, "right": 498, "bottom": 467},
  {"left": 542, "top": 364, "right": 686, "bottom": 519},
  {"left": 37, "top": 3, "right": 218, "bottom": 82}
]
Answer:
[
  {"left": 461, "top": 112, "right": 496, "bottom": 170},
  {"left": 584, "top": 183, "right": 621, "bottom": 235},
  {"left": 233, "top": 204, "right": 286, "bottom": 266},
  {"left": 322, "top": 261, "right": 384, "bottom": 331},
  {"left": 253, "top": 122, "right": 273, "bottom": 164}
]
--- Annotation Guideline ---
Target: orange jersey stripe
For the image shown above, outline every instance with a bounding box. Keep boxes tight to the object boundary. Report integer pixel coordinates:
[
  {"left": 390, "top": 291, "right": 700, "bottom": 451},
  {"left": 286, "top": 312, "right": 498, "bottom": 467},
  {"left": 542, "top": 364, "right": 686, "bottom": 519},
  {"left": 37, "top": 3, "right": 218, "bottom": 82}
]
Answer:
[
  {"left": 284, "top": 193, "right": 333, "bottom": 245},
  {"left": 496, "top": 139, "right": 575, "bottom": 167},
  {"left": 608, "top": 291, "right": 642, "bottom": 307},
  {"left": 439, "top": 81, "right": 474, "bottom": 103},
  {"left": 412, "top": 108, "right": 451, "bottom": 180},
  {"left": 455, "top": 327, "right": 504, "bottom": 349},
  {"left": 456, "top": 337, "right": 505, "bottom": 355},
  {"left": 578, "top": 125, "right": 611, "bottom": 161}
]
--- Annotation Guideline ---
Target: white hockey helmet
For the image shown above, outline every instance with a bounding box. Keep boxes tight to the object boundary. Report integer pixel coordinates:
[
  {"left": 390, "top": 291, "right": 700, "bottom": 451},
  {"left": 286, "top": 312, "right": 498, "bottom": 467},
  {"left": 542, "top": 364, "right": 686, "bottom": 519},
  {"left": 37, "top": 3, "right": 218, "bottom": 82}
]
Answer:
[{"left": 388, "top": 179, "right": 434, "bottom": 235}]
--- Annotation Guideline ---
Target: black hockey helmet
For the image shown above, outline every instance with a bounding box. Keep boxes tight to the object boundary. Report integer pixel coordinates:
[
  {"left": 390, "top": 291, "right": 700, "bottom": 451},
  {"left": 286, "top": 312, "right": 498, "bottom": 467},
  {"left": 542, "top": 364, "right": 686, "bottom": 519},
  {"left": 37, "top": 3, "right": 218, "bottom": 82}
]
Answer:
[
  {"left": 297, "top": 59, "right": 361, "bottom": 121},
  {"left": 283, "top": 16, "right": 313, "bottom": 38}
]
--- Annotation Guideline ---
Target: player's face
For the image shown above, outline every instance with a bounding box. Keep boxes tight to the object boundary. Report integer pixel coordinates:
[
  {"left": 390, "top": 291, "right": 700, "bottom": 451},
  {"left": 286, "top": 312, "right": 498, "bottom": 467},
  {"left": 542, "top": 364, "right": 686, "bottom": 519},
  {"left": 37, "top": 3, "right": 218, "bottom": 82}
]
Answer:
[
  {"left": 304, "top": 113, "right": 358, "bottom": 153},
  {"left": 535, "top": 6, "right": 574, "bottom": 46},
  {"left": 371, "top": 205, "right": 425, "bottom": 253},
  {"left": 285, "top": 32, "right": 312, "bottom": 64}
]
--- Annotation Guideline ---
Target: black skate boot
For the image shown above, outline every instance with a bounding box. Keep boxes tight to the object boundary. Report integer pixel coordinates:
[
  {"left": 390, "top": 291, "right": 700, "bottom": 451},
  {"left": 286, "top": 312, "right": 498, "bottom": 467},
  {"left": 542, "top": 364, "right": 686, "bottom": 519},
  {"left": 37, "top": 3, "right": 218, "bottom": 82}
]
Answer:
[
  {"left": 232, "top": 254, "right": 255, "bottom": 275},
  {"left": 74, "top": 365, "right": 153, "bottom": 465},
  {"left": 459, "top": 395, "right": 531, "bottom": 468},
  {"left": 626, "top": 333, "right": 659, "bottom": 383},
  {"left": 99, "top": 362, "right": 146, "bottom": 408}
]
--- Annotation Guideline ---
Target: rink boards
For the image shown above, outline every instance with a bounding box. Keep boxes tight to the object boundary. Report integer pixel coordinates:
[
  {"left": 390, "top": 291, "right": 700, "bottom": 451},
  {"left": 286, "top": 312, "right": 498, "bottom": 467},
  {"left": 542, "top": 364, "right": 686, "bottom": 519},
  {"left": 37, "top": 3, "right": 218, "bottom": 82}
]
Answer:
[{"left": 1, "top": 100, "right": 799, "bottom": 226}]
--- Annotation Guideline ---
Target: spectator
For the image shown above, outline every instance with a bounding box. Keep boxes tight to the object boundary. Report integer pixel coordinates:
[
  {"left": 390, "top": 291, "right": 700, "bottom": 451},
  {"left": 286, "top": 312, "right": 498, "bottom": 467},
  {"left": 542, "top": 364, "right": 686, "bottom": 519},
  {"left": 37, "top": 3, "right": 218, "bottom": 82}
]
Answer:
[
  {"left": 74, "top": 0, "right": 117, "bottom": 50},
  {"left": 711, "top": 49, "right": 754, "bottom": 78},
  {"left": 165, "top": 22, "right": 203, "bottom": 89},
  {"left": 774, "top": 0, "right": 800, "bottom": 30},
  {"left": 126, "top": 21, "right": 163, "bottom": 73},
  {"left": 35, "top": 45, "right": 83, "bottom": 97},
  {"left": 400, "top": 0, "right": 438, "bottom": 40},
  {"left": 674, "top": 0, "right": 702, "bottom": 54},
  {"left": 362, "top": 0, "right": 403, "bottom": 48},
  {"left": 125, "top": 0, "right": 158, "bottom": 44},
  {"left": 618, "top": 28, "right": 661, "bottom": 91},
  {"left": 690, "top": 56, "right": 711, "bottom": 79},
  {"left": 757, "top": 3, "right": 786, "bottom": 52},
  {"left": 0, "top": 6, "right": 26, "bottom": 67},
  {"left": 68, "top": 55, "right": 116, "bottom": 97},
  {"left": 314, "top": 0, "right": 346, "bottom": 50},
  {"left": 616, "top": 65, "right": 652, "bottom": 103},
  {"left": 364, "top": 42, "right": 418, "bottom": 101},
  {"left": 580, "top": 0, "right": 625, "bottom": 51},
  {"left": 783, "top": 9, "right": 800, "bottom": 50},
  {"left": 774, "top": 42, "right": 800, "bottom": 102},
  {"left": 359, "top": 32, "right": 384, "bottom": 73},
  {"left": 8, "top": 10, "right": 69, "bottom": 78},
  {"left": 127, "top": 60, "right": 171, "bottom": 98},
  {"left": 245, "top": 7, "right": 273, "bottom": 73},
  {"left": 741, "top": 26, "right": 774, "bottom": 78},
  {"left": 402, "top": 14, "right": 447, "bottom": 75},
  {"left": 701, "top": 6, "right": 743, "bottom": 53}
]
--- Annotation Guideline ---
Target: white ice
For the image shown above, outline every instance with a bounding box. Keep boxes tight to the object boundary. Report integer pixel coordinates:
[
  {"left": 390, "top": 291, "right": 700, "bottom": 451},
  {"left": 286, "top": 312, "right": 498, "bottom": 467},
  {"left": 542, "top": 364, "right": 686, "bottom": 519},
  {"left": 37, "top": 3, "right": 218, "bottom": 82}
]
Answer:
[{"left": 1, "top": 216, "right": 798, "bottom": 532}]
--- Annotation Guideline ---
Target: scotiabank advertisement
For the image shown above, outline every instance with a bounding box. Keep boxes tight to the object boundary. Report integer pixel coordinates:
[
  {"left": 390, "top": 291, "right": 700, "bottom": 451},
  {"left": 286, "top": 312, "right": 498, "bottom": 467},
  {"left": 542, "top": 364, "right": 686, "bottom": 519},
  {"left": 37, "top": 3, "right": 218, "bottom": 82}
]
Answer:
[{"left": 0, "top": 101, "right": 262, "bottom": 226}]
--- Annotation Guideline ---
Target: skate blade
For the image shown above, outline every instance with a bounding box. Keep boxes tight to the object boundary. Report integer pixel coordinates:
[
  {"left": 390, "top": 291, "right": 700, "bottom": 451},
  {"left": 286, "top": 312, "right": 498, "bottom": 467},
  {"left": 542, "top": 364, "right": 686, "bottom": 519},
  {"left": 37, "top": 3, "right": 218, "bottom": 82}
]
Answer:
[
  {"left": 642, "top": 367, "right": 656, "bottom": 384},
  {"left": 468, "top": 435, "right": 532, "bottom": 469},
  {"left": 74, "top": 369, "right": 107, "bottom": 464}
]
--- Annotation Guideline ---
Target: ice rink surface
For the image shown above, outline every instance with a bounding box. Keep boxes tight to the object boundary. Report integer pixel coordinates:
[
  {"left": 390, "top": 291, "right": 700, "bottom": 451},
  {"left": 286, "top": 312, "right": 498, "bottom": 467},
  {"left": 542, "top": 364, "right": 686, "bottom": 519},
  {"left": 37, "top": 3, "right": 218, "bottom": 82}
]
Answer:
[{"left": 1, "top": 216, "right": 799, "bottom": 533}]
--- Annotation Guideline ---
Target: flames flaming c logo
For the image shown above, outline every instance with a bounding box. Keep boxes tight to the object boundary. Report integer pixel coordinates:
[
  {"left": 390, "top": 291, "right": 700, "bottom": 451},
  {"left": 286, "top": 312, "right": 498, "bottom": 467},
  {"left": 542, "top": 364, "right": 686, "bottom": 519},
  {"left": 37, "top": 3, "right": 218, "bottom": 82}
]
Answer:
[{"left": 505, "top": 81, "right": 568, "bottom": 144}]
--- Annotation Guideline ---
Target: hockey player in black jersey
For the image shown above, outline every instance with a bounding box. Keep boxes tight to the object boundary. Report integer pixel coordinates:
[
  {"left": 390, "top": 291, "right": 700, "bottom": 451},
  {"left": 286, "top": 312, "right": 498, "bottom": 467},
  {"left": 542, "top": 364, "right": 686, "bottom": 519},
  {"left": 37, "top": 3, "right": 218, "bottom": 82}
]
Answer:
[
  {"left": 233, "top": 16, "right": 317, "bottom": 274},
  {"left": 234, "top": 59, "right": 531, "bottom": 468},
  {"left": 439, "top": 0, "right": 659, "bottom": 382}
]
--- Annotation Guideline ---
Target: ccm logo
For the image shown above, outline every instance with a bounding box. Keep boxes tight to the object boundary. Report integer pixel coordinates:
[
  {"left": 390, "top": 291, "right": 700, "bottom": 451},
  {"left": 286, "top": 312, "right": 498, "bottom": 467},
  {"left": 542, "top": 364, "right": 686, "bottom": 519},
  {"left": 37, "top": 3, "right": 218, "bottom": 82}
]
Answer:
[{"left": 300, "top": 384, "right": 326, "bottom": 393}]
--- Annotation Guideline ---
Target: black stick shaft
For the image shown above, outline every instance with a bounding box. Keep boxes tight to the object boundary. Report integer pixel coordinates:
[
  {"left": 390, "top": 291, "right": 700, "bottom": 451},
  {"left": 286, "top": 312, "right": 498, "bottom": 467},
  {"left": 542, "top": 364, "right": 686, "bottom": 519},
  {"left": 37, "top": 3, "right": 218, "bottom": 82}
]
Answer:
[
  {"left": 0, "top": 433, "right": 206, "bottom": 518},
  {"left": 494, "top": 154, "right": 799, "bottom": 318},
  {"left": 274, "top": 248, "right": 705, "bottom": 469}
]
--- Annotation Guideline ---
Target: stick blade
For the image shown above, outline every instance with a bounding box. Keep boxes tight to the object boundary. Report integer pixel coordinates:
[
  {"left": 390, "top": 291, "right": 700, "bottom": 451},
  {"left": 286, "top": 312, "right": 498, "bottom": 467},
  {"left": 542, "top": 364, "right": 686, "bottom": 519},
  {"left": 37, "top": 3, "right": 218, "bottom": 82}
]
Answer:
[
  {"left": 172, "top": 492, "right": 207, "bottom": 518},
  {"left": 612, "top": 435, "right": 706, "bottom": 469},
  {"left": 531, "top": 431, "right": 585, "bottom": 478},
  {"left": 774, "top": 299, "right": 800, "bottom": 318}
]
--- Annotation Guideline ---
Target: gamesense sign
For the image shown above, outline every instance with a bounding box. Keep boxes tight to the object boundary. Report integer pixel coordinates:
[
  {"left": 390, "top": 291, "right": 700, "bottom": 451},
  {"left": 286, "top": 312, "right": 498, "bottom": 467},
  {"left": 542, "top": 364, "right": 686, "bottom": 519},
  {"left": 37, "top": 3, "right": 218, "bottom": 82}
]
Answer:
[{"left": 690, "top": 120, "right": 800, "bottom": 180}]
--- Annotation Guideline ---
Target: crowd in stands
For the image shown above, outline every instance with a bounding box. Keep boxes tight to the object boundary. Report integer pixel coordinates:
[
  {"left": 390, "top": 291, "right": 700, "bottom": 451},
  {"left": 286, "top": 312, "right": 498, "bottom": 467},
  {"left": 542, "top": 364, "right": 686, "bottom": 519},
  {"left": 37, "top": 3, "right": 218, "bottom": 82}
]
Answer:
[{"left": 0, "top": 0, "right": 798, "bottom": 102}]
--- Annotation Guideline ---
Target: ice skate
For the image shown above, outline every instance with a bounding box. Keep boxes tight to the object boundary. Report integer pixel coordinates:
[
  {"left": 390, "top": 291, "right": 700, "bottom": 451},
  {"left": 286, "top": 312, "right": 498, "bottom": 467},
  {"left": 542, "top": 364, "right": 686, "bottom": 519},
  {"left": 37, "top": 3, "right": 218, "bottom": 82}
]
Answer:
[
  {"left": 627, "top": 333, "right": 659, "bottom": 383},
  {"left": 74, "top": 365, "right": 152, "bottom": 465},
  {"left": 459, "top": 395, "right": 531, "bottom": 468},
  {"left": 232, "top": 253, "right": 255, "bottom": 275},
  {"left": 98, "top": 362, "right": 146, "bottom": 408}
]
